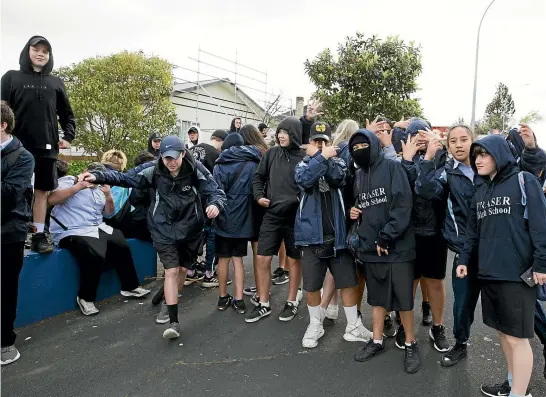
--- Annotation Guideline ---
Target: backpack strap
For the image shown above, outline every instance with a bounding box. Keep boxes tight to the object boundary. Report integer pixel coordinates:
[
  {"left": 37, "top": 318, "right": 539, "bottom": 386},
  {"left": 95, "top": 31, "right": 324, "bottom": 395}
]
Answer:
[
  {"left": 5, "top": 146, "right": 24, "bottom": 171},
  {"left": 49, "top": 214, "right": 68, "bottom": 231},
  {"left": 518, "top": 171, "right": 528, "bottom": 220}
]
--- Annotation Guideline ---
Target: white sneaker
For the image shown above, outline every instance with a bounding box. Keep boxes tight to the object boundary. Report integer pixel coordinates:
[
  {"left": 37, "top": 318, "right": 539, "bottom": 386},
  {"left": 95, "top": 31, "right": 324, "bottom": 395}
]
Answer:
[
  {"left": 325, "top": 304, "right": 339, "bottom": 320},
  {"left": 296, "top": 288, "right": 303, "bottom": 305},
  {"left": 77, "top": 297, "right": 99, "bottom": 316},
  {"left": 343, "top": 318, "right": 372, "bottom": 342},
  {"left": 302, "top": 318, "right": 325, "bottom": 348},
  {"left": 121, "top": 287, "right": 151, "bottom": 298}
]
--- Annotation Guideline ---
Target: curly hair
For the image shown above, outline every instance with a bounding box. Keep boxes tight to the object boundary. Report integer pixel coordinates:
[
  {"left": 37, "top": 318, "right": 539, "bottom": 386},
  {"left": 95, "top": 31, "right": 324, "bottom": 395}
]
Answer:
[{"left": 101, "top": 149, "right": 128, "bottom": 171}]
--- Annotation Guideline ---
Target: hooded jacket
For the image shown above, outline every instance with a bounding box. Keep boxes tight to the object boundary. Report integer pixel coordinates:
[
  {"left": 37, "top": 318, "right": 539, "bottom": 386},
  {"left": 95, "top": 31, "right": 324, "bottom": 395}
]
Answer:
[
  {"left": 186, "top": 126, "right": 200, "bottom": 149},
  {"left": 349, "top": 129, "right": 415, "bottom": 263},
  {"left": 252, "top": 116, "right": 305, "bottom": 218},
  {"left": 91, "top": 153, "right": 226, "bottom": 245},
  {"left": 229, "top": 118, "right": 241, "bottom": 133},
  {"left": 1, "top": 36, "right": 76, "bottom": 158},
  {"left": 214, "top": 146, "right": 262, "bottom": 238},
  {"left": 506, "top": 127, "right": 546, "bottom": 186},
  {"left": 147, "top": 134, "right": 160, "bottom": 158},
  {"left": 459, "top": 135, "right": 546, "bottom": 281},
  {"left": 1, "top": 137, "right": 35, "bottom": 243},
  {"left": 294, "top": 151, "right": 347, "bottom": 250}
]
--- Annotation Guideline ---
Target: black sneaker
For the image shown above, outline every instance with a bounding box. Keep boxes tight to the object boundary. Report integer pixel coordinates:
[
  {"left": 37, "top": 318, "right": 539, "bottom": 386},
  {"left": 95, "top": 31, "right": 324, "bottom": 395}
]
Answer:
[
  {"left": 429, "top": 324, "right": 450, "bottom": 352},
  {"left": 404, "top": 341, "right": 420, "bottom": 373},
  {"left": 30, "top": 232, "right": 54, "bottom": 254},
  {"left": 383, "top": 313, "right": 397, "bottom": 338},
  {"left": 217, "top": 294, "right": 233, "bottom": 311},
  {"left": 184, "top": 271, "right": 204, "bottom": 286},
  {"left": 354, "top": 340, "right": 386, "bottom": 362},
  {"left": 278, "top": 302, "right": 298, "bottom": 322},
  {"left": 395, "top": 324, "right": 406, "bottom": 349},
  {"left": 245, "top": 304, "right": 272, "bottom": 323},
  {"left": 441, "top": 342, "right": 467, "bottom": 367},
  {"left": 422, "top": 302, "right": 432, "bottom": 326},
  {"left": 243, "top": 286, "right": 257, "bottom": 296},
  {"left": 271, "top": 267, "right": 284, "bottom": 280},
  {"left": 233, "top": 299, "right": 246, "bottom": 314},
  {"left": 480, "top": 380, "right": 510, "bottom": 397},
  {"left": 202, "top": 275, "right": 219, "bottom": 288},
  {"left": 272, "top": 270, "right": 289, "bottom": 285}
]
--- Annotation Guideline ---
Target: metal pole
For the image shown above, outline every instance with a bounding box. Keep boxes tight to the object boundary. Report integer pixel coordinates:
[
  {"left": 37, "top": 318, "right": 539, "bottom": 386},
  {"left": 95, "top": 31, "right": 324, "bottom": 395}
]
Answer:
[
  {"left": 470, "top": 0, "right": 496, "bottom": 129},
  {"left": 234, "top": 49, "right": 238, "bottom": 117},
  {"left": 196, "top": 45, "right": 200, "bottom": 124}
]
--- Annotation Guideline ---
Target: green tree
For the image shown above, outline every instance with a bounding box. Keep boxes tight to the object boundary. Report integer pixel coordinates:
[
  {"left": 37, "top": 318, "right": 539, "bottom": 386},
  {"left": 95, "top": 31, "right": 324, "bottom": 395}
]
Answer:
[
  {"left": 520, "top": 110, "right": 543, "bottom": 124},
  {"left": 304, "top": 33, "right": 424, "bottom": 125},
  {"left": 56, "top": 51, "right": 177, "bottom": 161},
  {"left": 482, "top": 82, "right": 515, "bottom": 131}
]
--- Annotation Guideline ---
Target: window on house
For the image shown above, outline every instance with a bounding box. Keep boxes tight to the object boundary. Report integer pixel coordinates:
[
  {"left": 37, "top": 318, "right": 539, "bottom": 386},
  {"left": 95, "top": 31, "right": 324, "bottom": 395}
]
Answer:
[{"left": 178, "top": 120, "right": 200, "bottom": 142}]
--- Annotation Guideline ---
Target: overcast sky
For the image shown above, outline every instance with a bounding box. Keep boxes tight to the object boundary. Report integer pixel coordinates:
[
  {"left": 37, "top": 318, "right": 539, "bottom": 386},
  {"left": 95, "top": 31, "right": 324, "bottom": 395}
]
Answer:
[{"left": 2, "top": 0, "right": 545, "bottom": 143}]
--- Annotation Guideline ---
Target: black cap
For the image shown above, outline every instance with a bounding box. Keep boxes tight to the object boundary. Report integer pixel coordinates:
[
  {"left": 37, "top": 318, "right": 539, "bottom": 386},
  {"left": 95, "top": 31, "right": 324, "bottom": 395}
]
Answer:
[
  {"left": 160, "top": 136, "right": 185, "bottom": 159},
  {"left": 29, "top": 36, "right": 49, "bottom": 48},
  {"left": 211, "top": 130, "right": 228, "bottom": 141},
  {"left": 258, "top": 123, "right": 268, "bottom": 132},
  {"left": 188, "top": 126, "right": 199, "bottom": 134},
  {"left": 150, "top": 132, "right": 161, "bottom": 141},
  {"left": 309, "top": 122, "right": 332, "bottom": 142}
]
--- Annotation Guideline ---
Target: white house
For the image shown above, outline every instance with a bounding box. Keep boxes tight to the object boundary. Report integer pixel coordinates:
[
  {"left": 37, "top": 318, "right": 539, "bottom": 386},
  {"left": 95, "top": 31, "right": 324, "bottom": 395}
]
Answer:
[{"left": 171, "top": 78, "right": 266, "bottom": 143}]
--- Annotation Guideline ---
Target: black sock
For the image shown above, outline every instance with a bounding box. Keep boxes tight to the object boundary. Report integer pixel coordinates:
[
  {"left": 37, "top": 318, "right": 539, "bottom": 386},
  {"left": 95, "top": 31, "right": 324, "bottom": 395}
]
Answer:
[{"left": 167, "top": 304, "right": 178, "bottom": 324}]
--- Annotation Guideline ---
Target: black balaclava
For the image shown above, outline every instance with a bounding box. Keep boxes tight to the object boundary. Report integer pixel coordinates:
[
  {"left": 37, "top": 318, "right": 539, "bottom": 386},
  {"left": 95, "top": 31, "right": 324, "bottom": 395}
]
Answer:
[{"left": 351, "top": 135, "right": 371, "bottom": 170}]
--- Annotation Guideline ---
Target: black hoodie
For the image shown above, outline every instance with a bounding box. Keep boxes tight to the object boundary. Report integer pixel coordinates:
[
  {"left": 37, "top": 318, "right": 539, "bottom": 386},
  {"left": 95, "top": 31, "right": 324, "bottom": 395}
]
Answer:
[
  {"left": 459, "top": 135, "right": 546, "bottom": 281},
  {"left": 252, "top": 116, "right": 305, "bottom": 218},
  {"left": 1, "top": 36, "right": 76, "bottom": 158},
  {"left": 348, "top": 129, "right": 415, "bottom": 263}
]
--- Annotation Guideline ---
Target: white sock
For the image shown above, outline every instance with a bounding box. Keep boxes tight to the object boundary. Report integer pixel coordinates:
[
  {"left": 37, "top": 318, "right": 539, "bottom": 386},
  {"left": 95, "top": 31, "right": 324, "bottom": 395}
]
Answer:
[
  {"left": 308, "top": 305, "right": 324, "bottom": 321},
  {"left": 343, "top": 304, "right": 359, "bottom": 325},
  {"left": 373, "top": 339, "right": 383, "bottom": 345},
  {"left": 35, "top": 223, "right": 45, "bottom": 233},
  {"left": 261, "top": 301, "right": 270, "bottom": 307},
  {"left": 405, "top": 342, "right": 412, "bottom": 347},
  {"left": 288, "top": 300, "right": 298, "bottom": 307}
]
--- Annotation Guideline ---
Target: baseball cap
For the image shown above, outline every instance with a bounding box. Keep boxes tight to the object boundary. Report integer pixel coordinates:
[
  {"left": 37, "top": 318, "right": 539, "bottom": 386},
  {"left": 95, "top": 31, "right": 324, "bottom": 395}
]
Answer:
[
  {"left": 258, "top": 123, "right": 268, "bottom": 132},
  {"left": 87, "top": 162, "right": 107, "bottom": 173},
  {"left": 29, "top": 36, "right": 49, "bottom": 48},
  {"left": 150, "top": 132, "right": 161, "bottom": 141},
  {"left": 188, "top": 126, "right": 199, "bottom": 134},
  {"left": 160, "top": 136, "right": 185, "bottom": 159},
  {"left": 211, "top": 129, "right": 228, "bottom": 141},
  {"left": 309, "top": 122, "right": 332, "bottom": 142}
]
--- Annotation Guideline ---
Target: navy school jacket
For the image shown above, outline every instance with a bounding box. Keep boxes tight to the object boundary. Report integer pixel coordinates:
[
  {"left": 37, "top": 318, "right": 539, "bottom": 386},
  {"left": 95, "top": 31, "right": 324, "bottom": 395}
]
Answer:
[
  {"left": 349, "top": 129, "right": 415, "bottom": 263},
  {"left": 459, "top": 135, "right": 546, "bottom": 281},
  {"left": 294, "top": 151, "right": 347, "bottom": 250},
  {"left": 213, "top": 145, "right": 262, "bottom": 239}
]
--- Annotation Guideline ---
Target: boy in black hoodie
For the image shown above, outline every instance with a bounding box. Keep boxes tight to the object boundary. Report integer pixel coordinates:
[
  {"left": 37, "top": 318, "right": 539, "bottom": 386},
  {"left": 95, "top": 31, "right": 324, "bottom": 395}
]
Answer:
[
  {"left": 348, "top": 129, "right": 420, "bottom": 374},
  {"left": 457, "top": 135, "right": 546, "bottom": 397},
  {"left": 248, "top": 116, "right": 305, "bottom": 323},
  {"left": 1, "top": 36, "right": 76, "bottom": 254},
  {"left": 1, "top": 102, "right": 34, "bottom": 365}
]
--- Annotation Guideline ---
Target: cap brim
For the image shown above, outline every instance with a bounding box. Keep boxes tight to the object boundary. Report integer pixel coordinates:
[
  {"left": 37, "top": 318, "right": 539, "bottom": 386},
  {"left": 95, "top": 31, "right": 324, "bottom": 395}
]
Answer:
[
  {"left": 161, "top": 150, "right": 182, "bottom": 159},
  {"left": 29, "top": 37, "right": 49, "bottom": 48},
  {"left": 310, "top": 134, "right": 330, "bottom": 142}
]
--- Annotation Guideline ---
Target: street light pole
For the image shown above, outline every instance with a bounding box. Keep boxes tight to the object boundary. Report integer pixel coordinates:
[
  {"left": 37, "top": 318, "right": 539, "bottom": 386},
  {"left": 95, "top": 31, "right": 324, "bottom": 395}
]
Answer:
[{"left": 470, "top": 0, "right": 497, "bottom": 129}]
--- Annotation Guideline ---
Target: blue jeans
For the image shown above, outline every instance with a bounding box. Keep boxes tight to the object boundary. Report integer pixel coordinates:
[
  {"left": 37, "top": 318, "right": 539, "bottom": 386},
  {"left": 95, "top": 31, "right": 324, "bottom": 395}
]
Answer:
[
  {"left": 203, "top": 224, "right": 217, "bottom": 273},
  {"left": 535, "top": 300, "right": 546, "bottom": 345},
  {"left": 452, "top": 253, "right": 481, "bottom": 343}
]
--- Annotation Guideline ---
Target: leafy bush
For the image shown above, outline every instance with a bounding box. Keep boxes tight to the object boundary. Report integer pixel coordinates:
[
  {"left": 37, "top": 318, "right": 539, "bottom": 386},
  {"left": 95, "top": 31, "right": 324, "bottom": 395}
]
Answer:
[{"left": 67, "top": 160, "right": 89, "bottom": 176}]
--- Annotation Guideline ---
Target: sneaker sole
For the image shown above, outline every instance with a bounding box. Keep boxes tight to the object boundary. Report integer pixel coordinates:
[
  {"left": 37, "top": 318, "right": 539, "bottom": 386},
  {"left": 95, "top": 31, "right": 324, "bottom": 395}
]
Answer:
[
  {"left": 233, "top": 306, "right": 246, "bottom": 314},
  {"left": 404, "top": 363, "right": 421, "bottom": 374},
  {"left": 245, "top": 310, "right": 271, "bottom": 323},
  {"left": 440, "top": 351, "right": 467, "bottom": 367},
  {"left": 383, "top": 328, "right": 398, "bottom": 338},
  {"left": 202, "top": 283, "right": 219, "bottom": 288},
  {"left": 279, "top": 312, "right": 297, "bottom": 322},
  {"left": 217, "top": 303, "right": 232, "bottom": 311},
  {"left": 428, "top": 329, "right": 450, "bottom": 352},
  {"left": 156, "top": 318, "right": 169, "bottom": 324},
  {"left": 163, "top": 329, "right": 180, "bottom": 339},
  {"left": 1, "top": 351, "right": 21, "bottom": 366},
  {"left": 77, "top": 299, "right": 99, "bottom": 316},
  {"left": 120, "top": 290, "right": 151, "bottom": 298},
  {"left": 343, "top": 333, "right": 371, "bottom": 342},
  {"left": 395, "top": 340, "right": 405, "bottom": 350},
  {"left": 354, "top": 348, "right": 386, "bottom": 362},
  {"left": 303, "top": 329, "right": 325, "bottom": 348},
  {"left": 243, "top": 290, "right": 256, "bottom": 296},
  {"left": 272, "top": 278, "right": 289, "bottom": 285},
  {"left": 184, "top": 278, "right": 204, "bottom": 286},
  {"left": 479, "top": 386, "right": 510, "bottom": 397}
]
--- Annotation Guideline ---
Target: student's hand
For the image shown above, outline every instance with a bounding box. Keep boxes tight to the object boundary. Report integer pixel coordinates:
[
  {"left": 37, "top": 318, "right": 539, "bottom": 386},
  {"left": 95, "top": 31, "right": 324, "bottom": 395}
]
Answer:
[
  {"left": 306, "top": 99, "right": 323, "bottom": 119},
  {"left": 533, "top": 272, "right": 546, "bottom": 286},
  {"left": 306, "top": 144, "right": 319, "bottom": 157},
  {"left": 321, "top": 145, "right": 339, "bottom": 159},
  {"left": 77, "top": 180, "right": 93, "bottom": 190},
  {"left": 81, "top": 172, "right": 97, "bottom": 183},
  {"left": 456, "top": 265, "right": 468, "bottom": 278},
  {"left": 99, "top": 184, "right": 111, "bottom": 195},
  {"left": 376, "top": 129, "right": 392, "bottom": 148},
  {"left": 59, "top": 139, "right": 71, "bottom": 149},
  {"left": 424, "top": 138, "right": 443, "bottom": 161},
  {"left": 394, "top": 117, "right": 410, "bottom": 130},
  {"left": 206, "top": 205, "right": 219, "bottom": 219},
  {"left": 376, "top": 245, "right": 389, "bottom": 256},
  {"left": 519, "top": 123, "right": 536, "bottom": 149},
  {"left": 365, "top": 117, "right": 383, "bottom": 133},
  {"left": 350, "top": 207, "right": 362, "bottom": 220},
  {"left": 258, "top": 198, "right": 271, "bottom": 208},
  {"left": 401, "top": 135, "right": 420, "bottom": 161}
]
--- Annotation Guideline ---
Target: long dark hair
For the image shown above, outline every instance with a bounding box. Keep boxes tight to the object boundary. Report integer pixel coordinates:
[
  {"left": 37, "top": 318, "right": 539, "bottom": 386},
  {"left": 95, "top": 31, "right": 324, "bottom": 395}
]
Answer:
[{"left": 240, "top": 124, "right": 268, "bottom": 154}]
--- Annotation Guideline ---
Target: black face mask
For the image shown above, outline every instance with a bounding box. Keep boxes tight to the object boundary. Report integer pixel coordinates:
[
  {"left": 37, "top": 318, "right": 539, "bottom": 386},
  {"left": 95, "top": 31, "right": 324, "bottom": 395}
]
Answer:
[{"left": 352, "top": 148, "right": 371, "bottom": 170}]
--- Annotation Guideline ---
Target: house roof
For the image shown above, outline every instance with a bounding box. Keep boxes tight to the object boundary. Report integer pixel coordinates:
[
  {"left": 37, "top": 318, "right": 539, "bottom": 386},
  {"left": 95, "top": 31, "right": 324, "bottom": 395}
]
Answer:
[{"left": 173, "top": 78, "right": 265, "bottom": 112}]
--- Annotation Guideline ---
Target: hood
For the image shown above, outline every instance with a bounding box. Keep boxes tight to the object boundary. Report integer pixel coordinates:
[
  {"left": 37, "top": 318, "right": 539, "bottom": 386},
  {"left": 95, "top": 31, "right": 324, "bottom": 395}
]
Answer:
[
  {"left": 217, "top": 145, "right": 262, "bottom": 164},
  {"left": 221, "top": 133, "right": 244, "bottom": 151},
  {"left": 349, "top": 129, "right": 383, "bottom": 169},
  {"left": 157, "top": 150, "right": 196, "bottom": 178},
  {"left": 229, "top": 118, "right": 241, "bottom": 133},
  {"left": 276, "top": 116, "right": 302, "bottom": 149},
  {"left": 406, "top": 118, "right": 430, "bottom": 136},
  {"left": 470, "top": 135, "right": 517, "bottom": 181},
  {"left": 19, "top": 36, "right": 54, "bottom": 75}
]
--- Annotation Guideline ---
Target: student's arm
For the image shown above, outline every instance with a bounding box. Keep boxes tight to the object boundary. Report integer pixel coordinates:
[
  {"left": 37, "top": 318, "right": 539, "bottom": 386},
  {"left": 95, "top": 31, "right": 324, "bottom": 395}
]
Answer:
[
  {"left": 377, "top": 164, "right": 414, "bottom": 246},
  {"left": 1, "top": 150, "right": 34, "bottom": 213},
  {"left": 415, "top": 161, "right": 448, "bottom": 200},
  {"left": 195, "top": 161, "right": 227, "bottom": 211},
  {"left": 56, "top": 80, "right": 76, "bottom": 143},
  {"left": 1, "top": 72, "right": 13, "bottom": 106},
  {"left": 252, "top": 150, "right": 270, "bottom": 201},
  {"left": 295, "top": 153, "right": 328, "bottom": 190},
  {"left": 48, "top": 179, "right": 88, "bottom": 206},
  {"left": 383, "top": 145, "right": 398, "bottom": 161},
  {"left": 523, "top": 173, "right": 546, "bottom": 274},
  {"left": 324, "top": 157, "right": 346, "bottom": 189},
  {"left": 458, "top": 198, "right": 479, "bottom": 268},
  {"left": 401, "top": 159, "right": 418, "bottom": 185},
  {"left": 91, "top": 165, "right": 154, "bottom": 189},
  {"left": 102, "top": 186, "right": 115, "bottom": 217},
  {"left": 213, "top": 164, "right": 226, "bottom": 192}
]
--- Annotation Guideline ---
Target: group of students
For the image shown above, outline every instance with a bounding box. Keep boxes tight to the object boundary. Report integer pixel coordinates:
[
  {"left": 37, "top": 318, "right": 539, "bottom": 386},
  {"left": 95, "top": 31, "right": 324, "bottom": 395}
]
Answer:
[{"left": 2, "top": 35, "right": 546, "bottom": 397}]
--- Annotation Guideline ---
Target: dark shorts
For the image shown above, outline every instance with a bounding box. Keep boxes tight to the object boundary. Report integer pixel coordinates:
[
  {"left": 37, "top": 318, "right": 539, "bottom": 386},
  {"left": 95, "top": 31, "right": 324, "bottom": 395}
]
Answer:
[
  {"left": 364, "top": 261, "right": 415, "bottom": 312},
  {"left": 301, "top": 247, "right": 358, "bottom": 292},
  {"left": 33, "top": 156, "right": 58, "bottom": 192},
  {"left": 215, "top": 235, "right": 248, "bottom": 258},
  {"left": 251, "top": 203, "right": 265, "bottom": 243},
  {"left": 257, "top": 212, "right": 300, "bottom": 259},
  {"left": 481, "top": 281, "right": 536, "bottom": 338},
  {"left": 153, "top": 233, "right": 203, "bottom": 270},
  {"left": 414, "top": 234, "right": 448, "bottom": 280}
]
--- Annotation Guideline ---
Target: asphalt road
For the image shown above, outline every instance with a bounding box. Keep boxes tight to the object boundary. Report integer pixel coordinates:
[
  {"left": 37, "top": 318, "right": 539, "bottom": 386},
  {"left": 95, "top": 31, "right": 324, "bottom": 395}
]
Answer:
[{"left": 2, "top": 251, "right": 545, "bottom": 397}]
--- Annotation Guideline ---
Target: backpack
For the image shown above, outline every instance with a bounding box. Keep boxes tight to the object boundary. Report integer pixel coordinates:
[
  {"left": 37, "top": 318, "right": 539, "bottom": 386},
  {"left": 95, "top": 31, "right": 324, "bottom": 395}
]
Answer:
[{"left": 3, "top": 146, "right": 34, "bottom": 220}]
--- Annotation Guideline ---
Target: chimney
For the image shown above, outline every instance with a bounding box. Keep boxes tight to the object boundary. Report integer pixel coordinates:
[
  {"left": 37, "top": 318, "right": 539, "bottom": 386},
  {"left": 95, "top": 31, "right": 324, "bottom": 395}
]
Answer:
[{"left": 296, "top": 97, "right": 304, "bottom": 117}]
